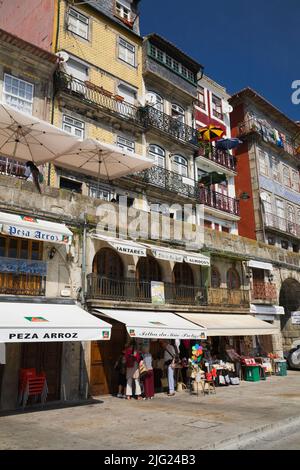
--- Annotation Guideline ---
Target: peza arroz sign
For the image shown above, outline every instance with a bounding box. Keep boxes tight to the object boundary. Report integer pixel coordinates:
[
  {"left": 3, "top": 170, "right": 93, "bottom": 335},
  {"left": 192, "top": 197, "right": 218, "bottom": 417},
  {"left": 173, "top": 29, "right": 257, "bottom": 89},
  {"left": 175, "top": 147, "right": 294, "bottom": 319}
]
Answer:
[{"left": 2, "top": 224, "right": 70, "bottom": 244}]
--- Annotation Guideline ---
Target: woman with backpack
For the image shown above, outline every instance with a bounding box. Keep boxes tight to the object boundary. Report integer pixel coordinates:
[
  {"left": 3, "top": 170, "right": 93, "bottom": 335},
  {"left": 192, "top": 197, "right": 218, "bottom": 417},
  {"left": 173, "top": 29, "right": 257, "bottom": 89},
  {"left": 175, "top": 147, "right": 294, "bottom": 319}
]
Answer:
[{"left": 125, "top": 341, "right": 142, "bottom": 400}]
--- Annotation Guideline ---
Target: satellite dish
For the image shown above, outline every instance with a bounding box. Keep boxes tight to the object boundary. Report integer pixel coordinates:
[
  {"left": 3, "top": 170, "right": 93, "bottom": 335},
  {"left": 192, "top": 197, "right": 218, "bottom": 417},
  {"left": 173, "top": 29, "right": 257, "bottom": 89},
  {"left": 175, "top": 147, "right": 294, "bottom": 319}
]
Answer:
[
  {"left": 223, "top": 102, "right": 233, "bottom": 114},
  {"left": 56, "top": 51, "right": 69, "bottom": 63}
]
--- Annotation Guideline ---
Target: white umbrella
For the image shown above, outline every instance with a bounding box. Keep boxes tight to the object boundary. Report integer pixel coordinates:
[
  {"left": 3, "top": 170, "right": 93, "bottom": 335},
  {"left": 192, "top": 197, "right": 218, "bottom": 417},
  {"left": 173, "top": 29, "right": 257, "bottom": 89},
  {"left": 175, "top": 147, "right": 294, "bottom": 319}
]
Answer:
[
  {"left": 0, "top": 102, "right": 79, "bottom": 164},
  {"left": 53, "top": 138, "right": 154, "bottom": 180}
]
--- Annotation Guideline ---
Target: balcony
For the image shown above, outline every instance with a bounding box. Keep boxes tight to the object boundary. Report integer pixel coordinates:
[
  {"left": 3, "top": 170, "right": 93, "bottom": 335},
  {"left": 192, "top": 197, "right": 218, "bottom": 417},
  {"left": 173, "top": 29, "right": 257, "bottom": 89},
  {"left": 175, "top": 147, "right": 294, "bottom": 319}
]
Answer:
[
  {"left": 55, "top": 72, "right": 141, "bottom": 124},
  {"left": 236, "top": 119, "right": 296, "bottom": 157},
  {"left": 139, "top": 105, "right": 198, "bottom": 146},
  {"left": 196, "top": 187, "right": 240, "bottom": 216},
  {"left": 252, "top": 282, "right": 277, "bottom": 303},
  {"left": 198, "top": 145, "right": 237, "bottom": 172},
  {"left": 208, "top": 288, "right": 250, "bottom": 307},
  {"left": 86, "top": 274, "right": 207, "bottom": 305},
  {"left": 265, "top": 212, "right": 300, "bottom": 238},
  {"left": 132, "top": 164, "right": 195, "bottom": 198}
]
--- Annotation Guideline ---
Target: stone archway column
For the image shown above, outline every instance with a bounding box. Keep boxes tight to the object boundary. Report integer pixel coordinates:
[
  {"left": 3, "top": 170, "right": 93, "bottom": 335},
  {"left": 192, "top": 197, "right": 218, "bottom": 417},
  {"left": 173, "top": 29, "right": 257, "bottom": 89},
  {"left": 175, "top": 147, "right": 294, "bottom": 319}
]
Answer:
[{"left": 271, "top": 318, "right": 283, "bottom": 357}]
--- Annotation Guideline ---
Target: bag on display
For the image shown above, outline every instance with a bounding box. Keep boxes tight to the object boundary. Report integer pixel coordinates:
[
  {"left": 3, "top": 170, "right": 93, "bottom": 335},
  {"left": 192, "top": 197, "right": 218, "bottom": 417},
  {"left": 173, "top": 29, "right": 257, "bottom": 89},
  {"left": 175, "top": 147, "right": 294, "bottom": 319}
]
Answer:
[
  {"left": 139, "top": 360, "right": 148, "bottom": 378},
  {"left": 230, "top": 377, "right": 240, "bottom": 385},
  {"left": 218, "top": 375, "right": 225, "bottom": 385}
]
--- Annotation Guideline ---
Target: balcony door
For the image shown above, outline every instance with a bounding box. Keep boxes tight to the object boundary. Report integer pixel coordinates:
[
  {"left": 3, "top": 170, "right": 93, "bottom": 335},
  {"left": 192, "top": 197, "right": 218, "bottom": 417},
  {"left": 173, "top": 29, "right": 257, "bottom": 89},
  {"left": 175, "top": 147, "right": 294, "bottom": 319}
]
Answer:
[
  {"left": 173, "top": 263, "right": 194, "bottom": 302},
  {"left": 136, "top": 255, "right": 161, "bottom": 300},
  {"left": 93, "top": 247, "right": 124, "bottom": 298}
]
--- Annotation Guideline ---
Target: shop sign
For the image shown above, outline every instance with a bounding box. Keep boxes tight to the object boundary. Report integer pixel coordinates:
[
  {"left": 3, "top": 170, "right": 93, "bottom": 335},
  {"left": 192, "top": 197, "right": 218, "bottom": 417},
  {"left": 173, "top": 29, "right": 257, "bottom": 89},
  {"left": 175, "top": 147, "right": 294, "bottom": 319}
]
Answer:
[
  {"left": 2, "top": 224, "right": 70, "bottom": 244},
  {"left": 111, "top": 242, "right": 146, "bottom": 257},
  {"left": 151, "top": 281, "right": 165, "bottom": 305},
  {"left": 184, "top": 254, "right": 210, "bottom": 266},
  {"left": 0, "top": 328, "right": 111, "bottom": 343},
  {"left": 152, "top": 249, "right": 183, "bottom": 263},
  {"left": 291, "top": 311, "right": 300, "bottom": 325},
  {"left": 0, "top": 258, "right": 47, "bottom": 276},
  {"left": 126, "top": 327, "right": 206, "bottom": 340}
]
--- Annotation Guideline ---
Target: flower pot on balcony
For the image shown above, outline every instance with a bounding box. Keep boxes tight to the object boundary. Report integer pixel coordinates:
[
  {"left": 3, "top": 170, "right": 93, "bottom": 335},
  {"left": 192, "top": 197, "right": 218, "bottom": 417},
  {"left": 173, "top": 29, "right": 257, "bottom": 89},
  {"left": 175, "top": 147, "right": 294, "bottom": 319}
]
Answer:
[{"left": 114, "top": 95, "right": 125, "bottom": 102}]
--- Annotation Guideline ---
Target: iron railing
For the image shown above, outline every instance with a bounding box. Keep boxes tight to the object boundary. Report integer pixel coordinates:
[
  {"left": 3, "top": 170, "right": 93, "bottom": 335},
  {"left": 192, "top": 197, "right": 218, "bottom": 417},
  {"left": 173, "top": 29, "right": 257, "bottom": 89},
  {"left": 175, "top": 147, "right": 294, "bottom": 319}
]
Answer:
[
  {"left": 132, "top": 164, "right": 195, "bottom": 198},
  {"left": 237, "top": 119, "right": 296, "bottom": 156},
  {"left": 198, "top": 145, "right": 237, "bottom": 172},
  {"left": 252, "top": 282, "right": 277, "bottom": 302},
  {"left": 55, "top": 71, "right": 141, "bottom": 123},
  {"left": 196, "top": 187, "right": 240, "bottom": 216},
  {"left": 265, "top": 212, "right": 300, "bottom": 237},
  {"left": 86, "top": 274, "right": 207, "bottom": 305},
  {"left": 139, "top": 105, "right": 198, "bottom": 145}
]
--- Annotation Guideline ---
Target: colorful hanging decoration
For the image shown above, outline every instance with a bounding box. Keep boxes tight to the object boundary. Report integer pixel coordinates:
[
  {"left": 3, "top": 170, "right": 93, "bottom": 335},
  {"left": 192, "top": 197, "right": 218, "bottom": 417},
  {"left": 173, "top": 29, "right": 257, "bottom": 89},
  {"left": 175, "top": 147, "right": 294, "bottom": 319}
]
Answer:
[
  {"left": 198, "top": 125, "right": 225, "bottom": 142},
  {"left": 191, "top": 344, "right": 203, "bottom": 364}
]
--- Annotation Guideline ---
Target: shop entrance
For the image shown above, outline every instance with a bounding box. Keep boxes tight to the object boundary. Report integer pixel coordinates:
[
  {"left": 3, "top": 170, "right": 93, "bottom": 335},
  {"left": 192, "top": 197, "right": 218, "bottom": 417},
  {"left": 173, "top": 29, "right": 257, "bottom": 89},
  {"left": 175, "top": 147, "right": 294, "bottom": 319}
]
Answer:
[
  {"left": 21, "top": 342, "right": 62, "bottom": 401},
  {"left": 90, "top": 322, "right": 127, "bottom": 396}
]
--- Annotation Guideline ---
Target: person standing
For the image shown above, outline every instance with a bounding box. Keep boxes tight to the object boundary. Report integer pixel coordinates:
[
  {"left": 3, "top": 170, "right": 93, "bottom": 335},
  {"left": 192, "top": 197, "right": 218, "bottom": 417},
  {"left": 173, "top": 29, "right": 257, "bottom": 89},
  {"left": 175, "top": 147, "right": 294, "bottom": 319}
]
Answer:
[
  {"left": 142, "top": 345, "right": 154, "bottom": 400},
  {"left": 25, "top": 161, "right": 42, "bottom": 194},
  {"left": 114, "top": 349, "right": 127, "bottom": 398},
  {"left": 125, "top": 342, "right": 142, "bottom": 400},
  {"left": 163, "top": 340, "right": 176, "bottom": 397}
]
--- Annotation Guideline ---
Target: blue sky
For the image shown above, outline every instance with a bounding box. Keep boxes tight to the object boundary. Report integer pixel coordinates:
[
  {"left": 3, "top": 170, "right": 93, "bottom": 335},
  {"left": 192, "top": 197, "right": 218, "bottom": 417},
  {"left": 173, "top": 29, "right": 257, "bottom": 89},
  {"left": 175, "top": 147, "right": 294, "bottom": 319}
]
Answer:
[{"left": 140, "top": 0, "right": 300, "bottom": 121}]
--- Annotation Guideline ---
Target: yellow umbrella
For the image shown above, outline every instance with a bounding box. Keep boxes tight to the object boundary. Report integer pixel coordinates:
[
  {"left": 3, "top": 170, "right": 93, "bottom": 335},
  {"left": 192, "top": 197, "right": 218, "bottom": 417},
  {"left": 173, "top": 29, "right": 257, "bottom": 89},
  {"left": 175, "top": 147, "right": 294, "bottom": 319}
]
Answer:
[{"left": 198, "top": 125, "right": 225, "bottom": 142}]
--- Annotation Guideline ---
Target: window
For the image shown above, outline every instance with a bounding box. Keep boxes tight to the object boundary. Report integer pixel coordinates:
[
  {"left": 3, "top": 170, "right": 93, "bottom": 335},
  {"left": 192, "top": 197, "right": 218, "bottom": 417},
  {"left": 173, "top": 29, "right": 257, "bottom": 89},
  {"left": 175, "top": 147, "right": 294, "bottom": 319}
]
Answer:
[
  {"left": 281, "top": 240, "right": 289, "bottom": 250},
  {"left": 118, "top": 84, "right": 136, "bottom": 104},
  {"left": 212, "top": 94, "right": 223, "bottom": 120},
  {"left": 227, "top": 268, "right": 241, "bottom": 289},
  {"left": 283, "top": 165, "right": 291, "bottom": 187},
  {"left": 171, "top": 155, "right": 188, "bottom": 177},
  {"left": 65, "top": 58, "right": 88, "bottom": 82},
  {"left": 271, "top": 156, "right": 280, "bottom": 182},
  {"left": 148, "top": 144, "right": 165, "bottom": 167},
  {"left": 268, "top": 236, "right": 276, "bottom": 246},
  {"left": 0, "top": 236, "right": 42, "bottom": 260},
  {"left": 275, "top": 198, "right": 286, "bottom": 231},
  {"left": 117, "top": 135, "right": 135, "bottom": 153},
  {"left": 291, "top": 170, "right": 299, "bottom": 192},
  {"left": 148, "top": 43, "right": 197, "bottom": 84},
  {"left": 211, "top": 266, "right": 221, "bottom": 288},
  {"left": 67, "top": 8, "right": 89, "bottom": 39},
  {"left": 89, "top": 186, "right": 113, "bottom": 201},
  {"left": 118, "top": 37, "right": 135, "bottom": 66},
  {"left": 171, "top": 103, "right": 185, "bottom": 123},
  {"left": 62, "top": 115, "right": 85, "bottom": 138},
  {"left": 3, "top": 74, "right": 34, "bottom": 114},
  {"left": 115, "top": 1, "right": 131, "bottom": 21},
  {"left": 258, "top": 149, "right": 269, "bottom": 176},
  {"left": 262, "top": 192, "right": 272, "bottom": 215},
  {"left": 59, "top": 177, "right": 82, "bottom": 193},
  {"left": 287, "top": 205, "right": 296, "bottom": 234},
  {"left": 146, "top": 91, "right": 163, "bottom": 111},
  {"left": 197, "top": 86, "right": 206, "bottom": 110}
]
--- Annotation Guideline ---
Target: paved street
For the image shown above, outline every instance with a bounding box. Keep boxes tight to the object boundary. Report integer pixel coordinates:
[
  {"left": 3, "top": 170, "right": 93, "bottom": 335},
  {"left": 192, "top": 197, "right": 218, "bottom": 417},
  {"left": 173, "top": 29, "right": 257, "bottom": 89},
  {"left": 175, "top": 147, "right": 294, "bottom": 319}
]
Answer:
[{"left": 1, "top": 371, "right": 300, "bottom": 450}]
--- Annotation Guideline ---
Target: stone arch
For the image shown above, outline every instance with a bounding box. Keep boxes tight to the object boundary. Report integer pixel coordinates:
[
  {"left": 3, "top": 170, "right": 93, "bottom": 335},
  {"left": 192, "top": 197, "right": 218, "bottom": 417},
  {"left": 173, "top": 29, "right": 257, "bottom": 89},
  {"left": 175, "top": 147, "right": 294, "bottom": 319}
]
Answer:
[
  {"left": 173, "top": 262, "right": 194, "bottom": 286},
  {"left": 279, "top": 278, "right": 300, "bottom": 330},
  {"left": 93, "top": 247, "right": 124, "bottom": 279},
  {"left": 136, "top": 255, "right": 162, "bottom": 282}
]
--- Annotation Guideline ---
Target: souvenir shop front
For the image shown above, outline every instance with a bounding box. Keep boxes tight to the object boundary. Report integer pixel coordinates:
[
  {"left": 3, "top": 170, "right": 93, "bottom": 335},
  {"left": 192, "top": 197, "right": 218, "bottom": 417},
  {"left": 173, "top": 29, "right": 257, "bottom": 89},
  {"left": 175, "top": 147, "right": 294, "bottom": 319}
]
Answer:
[
  {"left": 90, "top": 309, "right": 207, "bottom": 395},
  {"left": 177, "top": 312, "right": 283, "bottom": 385}
]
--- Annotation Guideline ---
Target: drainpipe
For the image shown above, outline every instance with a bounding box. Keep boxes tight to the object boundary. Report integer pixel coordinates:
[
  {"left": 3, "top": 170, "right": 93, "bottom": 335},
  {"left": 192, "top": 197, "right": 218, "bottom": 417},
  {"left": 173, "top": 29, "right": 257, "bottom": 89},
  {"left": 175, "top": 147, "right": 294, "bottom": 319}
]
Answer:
[{"left": 79, "top": 213, "right": 87, "bottom": 399}]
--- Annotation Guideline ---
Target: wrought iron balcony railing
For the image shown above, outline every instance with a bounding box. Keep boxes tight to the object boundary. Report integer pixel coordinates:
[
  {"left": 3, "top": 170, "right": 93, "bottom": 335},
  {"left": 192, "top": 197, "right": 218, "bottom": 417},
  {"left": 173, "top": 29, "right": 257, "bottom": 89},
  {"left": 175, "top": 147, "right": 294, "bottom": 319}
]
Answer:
[
  {"left": 86, "top": 274, "right": 207, "bottom": 305},
  {"left": 252, "top": 282, "right": 277, "bottom": 302},
  {"left": 198, "top": 145, "right": 237, "bottom": 172},
  {"left": 265, "top": 212, "right": 300, "bottom": 237},
  {"left": 139, "top": 105, "right": 198, "bottom": 146},
  {"left": 55, "top": 71, "right": 141, "bottom": 123},
  {"left": 132, "top": 164, "right": 195, "bottom": 198},
  {"left": 237, "top": 119, "right": 296, "bottom": 157},
  {"left": 196, "top": 187, "right": 240, "bottom": 216}
]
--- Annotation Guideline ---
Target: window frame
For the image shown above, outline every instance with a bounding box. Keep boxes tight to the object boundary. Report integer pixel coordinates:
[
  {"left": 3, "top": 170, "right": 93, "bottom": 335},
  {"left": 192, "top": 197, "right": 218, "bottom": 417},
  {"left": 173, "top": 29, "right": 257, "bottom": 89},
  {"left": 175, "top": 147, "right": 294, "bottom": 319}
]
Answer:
[
  {"left": 115, "top": 1, "right": 132, "bottom": 21},
  {"left": 148, "top": 144, "right": 166, "bottom": 167},
  {"left": 67, "top": 7, "right": 89, "bottom": 40},
  {"left": 146, "top": 91, "right": 164, "bottom": 112},
  {"left": 291, "top": 170, "right": 299, "bottom": 192},
  {"left": 211, "top": 94, "right": 224, "bottom": 121},
  {"left": 171, "top": 154, "right": 188, "bottom": 177},
  {"left": 117, "top": 135, "right": 135, "bottom": 153},
  {"left": 197, "top": 86, "right": 206, "bottom": 110},
  {"left": 171, "top": 103, "right": 185, "bottom": 123},
  {"left": 3, "top": 73, "right": 34, "bottom": 114},
  {"left": 258, "top": 149, "right": 269, "bottom": 176},
  {"left": 62, "top": 114, "right": 85, "bottom": 139},
  {"left": 282, "top": 164, "right": 291, "bottom": 188},
  {"left": 118, "top": 37, "right": 136, "bottom": 67}
]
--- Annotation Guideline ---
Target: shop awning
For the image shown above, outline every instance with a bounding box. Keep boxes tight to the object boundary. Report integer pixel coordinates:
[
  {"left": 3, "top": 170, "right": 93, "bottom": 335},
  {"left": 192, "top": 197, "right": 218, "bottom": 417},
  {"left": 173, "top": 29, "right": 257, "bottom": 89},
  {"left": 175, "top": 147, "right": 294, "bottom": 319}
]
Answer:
[
  {"left": 143, "top": 243, "right": 211, "bottom": 266},
  {"left": 0, "top": 212, "right": 73, "bottom": 245},
  {"left": 94, "top": 309, "right": 207, "bottom": 340},
  {"left": 91, "top": 233, "right": 146, "bottom": 257},
  {"left": 176, "top": 313, "right": 278, "bottom": 336},
  {"left": 247, "top": 260, "right": 273, "bottom": 271},
  {"left": 0, "top": 302, "right": 112, "bottom": 343},
  {"left": 250, "top": 304, "right": 284, "bottom": 315}
]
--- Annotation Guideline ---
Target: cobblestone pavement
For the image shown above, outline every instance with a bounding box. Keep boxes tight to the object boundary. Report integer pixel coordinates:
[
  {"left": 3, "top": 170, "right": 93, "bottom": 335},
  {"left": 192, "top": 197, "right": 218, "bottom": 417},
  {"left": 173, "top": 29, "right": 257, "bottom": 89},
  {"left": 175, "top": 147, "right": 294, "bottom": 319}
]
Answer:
[{"left": 1, "top": 371, "right": 300, "bottom": 450}]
